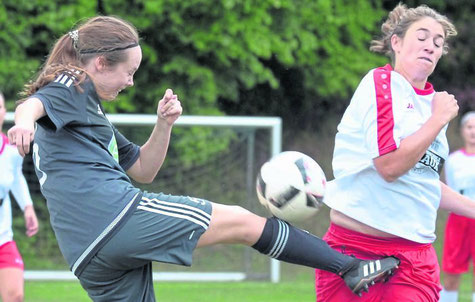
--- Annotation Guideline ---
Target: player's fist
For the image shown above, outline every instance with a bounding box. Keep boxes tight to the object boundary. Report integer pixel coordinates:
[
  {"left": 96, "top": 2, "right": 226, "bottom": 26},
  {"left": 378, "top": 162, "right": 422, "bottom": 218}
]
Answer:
[
  {"left": 7, "top": 123, "right": 35, "bottom": 157},
  {"left": 157, "top": 89, "right": 182, "bottom": 125},
  {"left": 432, "top": 91, "right": 458, "bottom": 125}
]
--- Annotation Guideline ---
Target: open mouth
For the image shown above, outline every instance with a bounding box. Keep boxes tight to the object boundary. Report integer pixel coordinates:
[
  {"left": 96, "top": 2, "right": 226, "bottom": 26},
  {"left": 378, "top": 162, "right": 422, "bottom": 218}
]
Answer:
[{"left": 418, "top": 57, "right": 433, "bottom": 63}]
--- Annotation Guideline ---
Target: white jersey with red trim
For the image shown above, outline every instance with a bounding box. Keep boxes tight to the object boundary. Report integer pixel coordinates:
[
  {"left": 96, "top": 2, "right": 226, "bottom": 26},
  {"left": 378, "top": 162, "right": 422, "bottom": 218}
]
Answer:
[
  {"left": 444, "top": 149, "right": 475, "bottom": 200},
  {"left": 0, "top": 133, "right": 33, "bottom": 246},
  {"left": 324, "top": 64, "right": 448, "bottom": 243}
]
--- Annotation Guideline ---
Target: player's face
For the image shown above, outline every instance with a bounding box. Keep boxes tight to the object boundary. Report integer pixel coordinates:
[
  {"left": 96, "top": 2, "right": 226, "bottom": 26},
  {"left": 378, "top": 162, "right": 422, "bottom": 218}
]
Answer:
[
  {"left": 461, "top": 117, "right": 475, "bottom": 147},
  {"left": 99, "top": 46, "right": 142, "bottom": 101},
  {"left": 392, "top": 17, "right": 445, "bottom": 84}
]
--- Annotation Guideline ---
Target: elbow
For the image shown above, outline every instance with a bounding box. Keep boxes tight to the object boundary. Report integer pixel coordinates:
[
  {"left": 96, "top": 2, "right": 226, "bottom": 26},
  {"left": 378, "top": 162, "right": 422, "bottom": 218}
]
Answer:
[
  {"left": 375, "top": 167, "right": 400, "bottom": 183},
  {"left": 137, "top": 176, "right": 155, "bottom": 184}
]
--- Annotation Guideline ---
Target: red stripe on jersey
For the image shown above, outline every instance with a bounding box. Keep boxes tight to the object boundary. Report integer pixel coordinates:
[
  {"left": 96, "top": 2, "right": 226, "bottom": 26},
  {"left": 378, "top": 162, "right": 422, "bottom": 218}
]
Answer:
[
  {"left": 0, "top": 133, "right": 7, "bottom": 155},
  {"left": 374, "top": 65, "right": 397, "bottom": 156}
]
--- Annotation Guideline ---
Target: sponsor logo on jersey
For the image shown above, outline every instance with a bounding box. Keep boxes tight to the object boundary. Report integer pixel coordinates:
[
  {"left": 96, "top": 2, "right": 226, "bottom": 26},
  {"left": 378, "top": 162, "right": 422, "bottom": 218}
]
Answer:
[
  {"left": 108, "top": 133, "right": 119, "bottom": 163},
  {"left": 418, "top": 149, "right": 444, "bottom": 174}
]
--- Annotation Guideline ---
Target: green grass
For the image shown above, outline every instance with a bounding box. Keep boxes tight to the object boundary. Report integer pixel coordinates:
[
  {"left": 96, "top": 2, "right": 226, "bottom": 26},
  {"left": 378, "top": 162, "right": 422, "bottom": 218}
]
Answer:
[
  {"left": 24, "top": 272, "right": 475, "bottom": 302},
  {"left": 25, "top": 280, "right": 316, "bottom": 302}
]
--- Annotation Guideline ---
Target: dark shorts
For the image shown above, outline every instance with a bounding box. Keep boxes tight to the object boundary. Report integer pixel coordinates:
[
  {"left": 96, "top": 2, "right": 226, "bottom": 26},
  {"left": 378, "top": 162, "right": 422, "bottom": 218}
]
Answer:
[
  {"left": 79, "top": 192, "right": 212, "bottom": 302},
  {"left": 315, "top": 223, "right": 441, "bottom": 302}
]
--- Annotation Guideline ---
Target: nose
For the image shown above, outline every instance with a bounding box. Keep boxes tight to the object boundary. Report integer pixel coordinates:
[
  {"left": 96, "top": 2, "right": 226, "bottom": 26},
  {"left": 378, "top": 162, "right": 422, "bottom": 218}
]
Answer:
[{"left": 424, "top": 41, "right": 435, "bottom": 53}]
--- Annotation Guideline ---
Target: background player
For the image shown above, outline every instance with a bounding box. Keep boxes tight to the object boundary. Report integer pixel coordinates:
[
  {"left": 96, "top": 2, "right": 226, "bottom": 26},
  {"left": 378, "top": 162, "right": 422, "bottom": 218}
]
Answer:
[
  {"left": 0, "top": 91, "right": 39, "bottom": 302},
  {"left": 440, "top": 111, "right": 475, "bottom": 302}
]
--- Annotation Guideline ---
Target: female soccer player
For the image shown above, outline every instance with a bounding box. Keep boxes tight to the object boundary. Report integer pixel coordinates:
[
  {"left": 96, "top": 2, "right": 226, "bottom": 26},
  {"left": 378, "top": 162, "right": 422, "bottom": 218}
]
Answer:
[
  {"left": 440, "top": 111, "right": 475, "bottom": 302},
  {"left": 7, "top": 16, "right": 397, "bottom": 301},
  {"left": 0, "top": 92, "right": 39, "bottom": 302},
  {"left": 314, "top": 3, "right": 471, "bottom": 302}
]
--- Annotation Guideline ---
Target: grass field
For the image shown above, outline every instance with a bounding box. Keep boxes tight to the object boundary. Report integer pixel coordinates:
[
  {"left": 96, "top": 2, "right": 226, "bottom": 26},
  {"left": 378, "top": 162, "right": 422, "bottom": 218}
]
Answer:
[
  {"left": 25, "top": 280, "right": 317, "bottom": 302},
  {"left": 24, "top": 272, "right": 474, "bottom": 302}
]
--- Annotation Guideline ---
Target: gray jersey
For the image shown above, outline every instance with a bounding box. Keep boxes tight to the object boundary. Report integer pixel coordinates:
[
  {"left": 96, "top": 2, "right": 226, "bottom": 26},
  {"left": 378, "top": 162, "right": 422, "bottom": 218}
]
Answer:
[{"left": 32, "top": 73, "right": 141, "bottom": 276}]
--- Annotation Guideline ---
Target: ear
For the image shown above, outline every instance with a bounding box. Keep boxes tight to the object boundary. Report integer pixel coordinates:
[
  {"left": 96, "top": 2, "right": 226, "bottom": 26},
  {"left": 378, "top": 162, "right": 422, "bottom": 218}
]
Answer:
[
  {"left": 94, "top": 56, "right": 108, "bottom": 72},
  {"left": 390, "top": 34, "right": 402, "bottom": 53}
]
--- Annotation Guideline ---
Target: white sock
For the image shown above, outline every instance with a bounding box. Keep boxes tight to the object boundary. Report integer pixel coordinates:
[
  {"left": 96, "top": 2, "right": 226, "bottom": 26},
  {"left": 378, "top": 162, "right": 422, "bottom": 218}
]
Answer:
[
  {"left": 439, "top": 289, "right": 458, "bottom": 302},
  {"left": 472, "top": 292, "right": 475, "bottom": 302}
]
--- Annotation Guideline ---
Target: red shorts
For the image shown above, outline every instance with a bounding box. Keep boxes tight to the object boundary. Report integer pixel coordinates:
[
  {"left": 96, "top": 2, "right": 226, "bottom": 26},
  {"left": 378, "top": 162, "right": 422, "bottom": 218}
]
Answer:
[
  {"left": 0, "top": 241, "right": 24, "bottom": 270},
  {"left": 442, "top": 213, "right": 475, "bottom": 274},
  {"left": 315, "top": 223, "right": 441, "bottom": 302}
]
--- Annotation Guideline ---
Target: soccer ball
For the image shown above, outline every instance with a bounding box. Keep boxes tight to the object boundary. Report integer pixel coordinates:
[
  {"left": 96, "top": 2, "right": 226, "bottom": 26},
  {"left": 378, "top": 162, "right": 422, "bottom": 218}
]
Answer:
[{"left": 256, "top": 151, "right": 326, "bottom": 222}]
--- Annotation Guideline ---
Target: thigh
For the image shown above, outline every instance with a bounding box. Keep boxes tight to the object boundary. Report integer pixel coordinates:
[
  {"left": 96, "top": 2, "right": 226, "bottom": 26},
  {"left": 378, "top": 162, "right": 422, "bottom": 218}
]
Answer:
[
  {"left": 0, "top": 267, "right": 23, "bottom": 301},
  {"left": 80, "top": 261, "right": 155, "bottom": 302},
  {"left": 197, "top": 202, "right": 266, "bottom": 247},
  {"left": 442, "top": 214, "right": 471, "bottom": 273},
  {"left": 383, "top": 246, "right": 441, "bottom": 302}
]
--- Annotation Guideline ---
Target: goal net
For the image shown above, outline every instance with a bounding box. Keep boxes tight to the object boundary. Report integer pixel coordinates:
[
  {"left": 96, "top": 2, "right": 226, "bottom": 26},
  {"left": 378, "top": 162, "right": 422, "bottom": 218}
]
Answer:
[{"left": 6, "top": 113, "right": 283, "bottom": 282}]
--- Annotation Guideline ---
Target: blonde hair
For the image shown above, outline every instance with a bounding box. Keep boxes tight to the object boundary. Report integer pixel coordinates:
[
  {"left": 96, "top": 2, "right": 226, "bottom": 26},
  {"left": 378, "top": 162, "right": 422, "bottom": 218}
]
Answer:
[
  {"left": 20, "top": 16, "right": 139, "bottom": 102},
  {"left": 370, "top": 3, "right": 457, "bottom": 62},
  {"left": 461, "top": 111, "right": 475, "bottom": 127}
]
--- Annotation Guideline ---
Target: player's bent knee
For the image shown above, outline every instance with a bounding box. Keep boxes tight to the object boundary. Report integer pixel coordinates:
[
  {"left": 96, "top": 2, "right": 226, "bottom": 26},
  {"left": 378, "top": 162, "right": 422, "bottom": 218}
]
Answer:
[
  {"left": 4, "top": 290, "right": 24, "bottom": 302},
  {"left": 209, "top": 203, "right": 266, "bottom": 245}
]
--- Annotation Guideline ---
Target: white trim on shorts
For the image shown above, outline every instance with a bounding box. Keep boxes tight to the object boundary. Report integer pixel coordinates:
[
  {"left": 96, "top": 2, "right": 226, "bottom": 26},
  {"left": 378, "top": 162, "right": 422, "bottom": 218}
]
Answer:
[{"left": 138, "top": 196, "right": 211, "bottom": 230}]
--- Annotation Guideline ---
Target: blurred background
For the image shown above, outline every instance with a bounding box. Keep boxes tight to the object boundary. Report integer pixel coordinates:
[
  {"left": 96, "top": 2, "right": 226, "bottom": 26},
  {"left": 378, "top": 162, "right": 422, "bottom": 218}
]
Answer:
[{"left": 1, "top": 0, "right": 474, "bottom": 299}]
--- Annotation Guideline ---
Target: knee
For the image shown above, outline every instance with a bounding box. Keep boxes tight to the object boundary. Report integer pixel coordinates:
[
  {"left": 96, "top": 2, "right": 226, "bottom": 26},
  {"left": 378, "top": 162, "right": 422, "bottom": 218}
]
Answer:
[
  {"left": 443, "top": 274, "right": 461, "bottom": 291},
  {"left": 227, "top": 205, "right": 266, "bottom": 245},
  {"left": 3, "top": 289, "right": 24, "bottom": 302}
]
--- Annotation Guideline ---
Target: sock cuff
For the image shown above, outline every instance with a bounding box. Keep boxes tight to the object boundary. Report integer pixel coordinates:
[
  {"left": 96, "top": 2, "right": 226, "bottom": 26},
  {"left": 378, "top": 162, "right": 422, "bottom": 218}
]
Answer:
[{"left": 252, "top": 217, "right": 289, "bottom": 258}]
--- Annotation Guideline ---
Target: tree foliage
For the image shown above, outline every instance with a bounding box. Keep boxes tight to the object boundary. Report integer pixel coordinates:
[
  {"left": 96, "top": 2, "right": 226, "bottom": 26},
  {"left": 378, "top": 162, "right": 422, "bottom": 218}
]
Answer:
[{"left": 1, "top": 0, "right": 386, "bottom": 116}]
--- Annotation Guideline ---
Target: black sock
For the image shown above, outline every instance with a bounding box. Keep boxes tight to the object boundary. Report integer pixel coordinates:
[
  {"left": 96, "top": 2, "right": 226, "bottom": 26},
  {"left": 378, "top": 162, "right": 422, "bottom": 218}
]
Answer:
[{"left": 252, "top": 217, "right": 357, "bottom": 275}]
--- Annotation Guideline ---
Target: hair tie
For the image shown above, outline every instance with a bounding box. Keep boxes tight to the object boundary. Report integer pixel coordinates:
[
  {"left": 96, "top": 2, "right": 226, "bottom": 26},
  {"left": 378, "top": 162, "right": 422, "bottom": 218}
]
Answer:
[{"left": 68, "top": 30, "right": 79, "bottom": 50}]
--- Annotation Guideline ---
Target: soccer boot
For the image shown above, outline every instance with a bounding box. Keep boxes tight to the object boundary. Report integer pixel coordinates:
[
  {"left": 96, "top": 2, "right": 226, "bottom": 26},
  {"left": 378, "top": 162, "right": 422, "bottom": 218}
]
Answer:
[{"left": 341, "top": 256, "right": 400, "bottom": 296}]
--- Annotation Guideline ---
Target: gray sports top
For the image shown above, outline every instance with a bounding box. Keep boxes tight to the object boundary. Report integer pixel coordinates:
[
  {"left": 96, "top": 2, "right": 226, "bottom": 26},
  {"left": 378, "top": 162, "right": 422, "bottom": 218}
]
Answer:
[{"left": 32, "top": 72, "right": 142, "bottom": 276}]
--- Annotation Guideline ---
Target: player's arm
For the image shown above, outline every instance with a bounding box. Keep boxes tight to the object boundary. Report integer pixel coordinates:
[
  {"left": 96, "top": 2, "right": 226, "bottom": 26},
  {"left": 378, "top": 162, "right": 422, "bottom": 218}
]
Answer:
[
  {"left": 127, "top": 89, "right": 182, "bottom": 183},
  {"left": 373, "top": 91, "right": 458, "bottom": 182},
  {"left": 8, "top": 97, "right": 46, "bottom": 156},
  {"left": 439, "top": 181, "right": 475, "bottom": 218}
]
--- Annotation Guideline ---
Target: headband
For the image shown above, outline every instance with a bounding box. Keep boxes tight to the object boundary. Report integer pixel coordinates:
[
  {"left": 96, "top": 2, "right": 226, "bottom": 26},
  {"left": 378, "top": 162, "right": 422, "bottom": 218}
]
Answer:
[{"left": 79, "top": 42, "right": 139, "bottom": 54}]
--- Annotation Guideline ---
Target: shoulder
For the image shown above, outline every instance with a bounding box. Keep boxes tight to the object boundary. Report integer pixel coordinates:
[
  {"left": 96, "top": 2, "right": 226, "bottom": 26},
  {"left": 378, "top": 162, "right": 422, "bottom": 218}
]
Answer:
[{"left": 37, "top": 70, "right": 94, "bottom": 100}]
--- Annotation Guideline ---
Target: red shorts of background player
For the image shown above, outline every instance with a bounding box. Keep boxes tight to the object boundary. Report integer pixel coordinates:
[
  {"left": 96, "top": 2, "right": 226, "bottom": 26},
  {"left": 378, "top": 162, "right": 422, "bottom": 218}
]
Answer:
[
  {"left": 0, "top": 241, "right": 24, "bottom": 270},
  {"left": 442, "top": 213, "right": 475, "bottom": 274},
  {"left": 315, "top": 223, "right": 441, "bottom": 302}
]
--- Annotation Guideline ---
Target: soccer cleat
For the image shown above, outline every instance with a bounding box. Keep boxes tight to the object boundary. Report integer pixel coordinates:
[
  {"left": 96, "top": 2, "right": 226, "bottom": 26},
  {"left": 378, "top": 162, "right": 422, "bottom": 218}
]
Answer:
[{"left": 341, "top": 256, "right": 400, "bottom": 296}]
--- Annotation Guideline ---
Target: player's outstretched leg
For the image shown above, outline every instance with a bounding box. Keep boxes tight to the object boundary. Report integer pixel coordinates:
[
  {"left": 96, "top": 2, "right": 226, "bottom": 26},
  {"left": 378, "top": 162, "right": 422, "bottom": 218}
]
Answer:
[
  {"left": 198, "top": 205, "right": 399, "bottom": 295},
  {"left": 250, "top": 217, "right": 400, "bottom": 295}
]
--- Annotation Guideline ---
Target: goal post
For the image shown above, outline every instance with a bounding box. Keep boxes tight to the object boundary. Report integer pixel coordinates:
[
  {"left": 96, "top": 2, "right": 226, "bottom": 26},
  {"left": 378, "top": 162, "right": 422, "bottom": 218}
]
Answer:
[{"left": 6, "top": 113, "right": 283, "bottom": 283}]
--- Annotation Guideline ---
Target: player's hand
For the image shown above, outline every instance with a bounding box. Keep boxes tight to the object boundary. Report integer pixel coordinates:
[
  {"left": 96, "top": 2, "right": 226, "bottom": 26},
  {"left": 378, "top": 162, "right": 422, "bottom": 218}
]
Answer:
[
  {"left": 24, "top": 205, "right": 39, "bottom": 237},
  {"left": 157, "top": 88, "right": 182, "bottom": 126},
  {"left": 7, "top": 123, "right": 35, "bottom": 157},
  {"left": 431, "top": 91, "right": 459, "bottom": 125}
]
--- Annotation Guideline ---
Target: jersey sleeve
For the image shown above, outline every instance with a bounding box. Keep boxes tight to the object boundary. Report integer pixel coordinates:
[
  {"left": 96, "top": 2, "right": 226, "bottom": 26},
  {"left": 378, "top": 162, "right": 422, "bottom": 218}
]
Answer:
[
  {"left": 10, "top": 153, "right": 33, "bottom": 211},
  {"left": 360, "top": 67, "right": 400, "bottom": 159},
  {"left": 34, "top": 77, "right": 87, "bottom": 132},
  {"left": 112, "top": 125, "right": 140, "bottom": 171}
]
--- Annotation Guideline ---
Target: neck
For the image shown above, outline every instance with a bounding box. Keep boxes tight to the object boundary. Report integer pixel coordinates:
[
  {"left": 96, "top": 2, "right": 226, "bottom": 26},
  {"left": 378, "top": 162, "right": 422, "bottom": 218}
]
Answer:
[
  {"left": 466, "top": 144, "right": 475, "bottom": 154},
  {"left": 394, "top": 65, "right": 429, "bottom": 90}
]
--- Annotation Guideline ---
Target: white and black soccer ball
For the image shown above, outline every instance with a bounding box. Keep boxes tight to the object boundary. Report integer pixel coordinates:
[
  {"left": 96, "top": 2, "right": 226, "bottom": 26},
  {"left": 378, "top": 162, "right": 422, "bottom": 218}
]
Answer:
[{"left": 256, "top": 151, "right": 326, "bottom": 223}]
